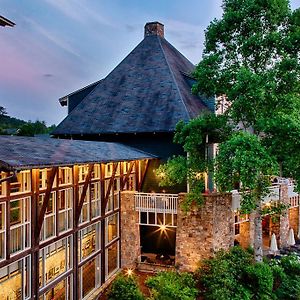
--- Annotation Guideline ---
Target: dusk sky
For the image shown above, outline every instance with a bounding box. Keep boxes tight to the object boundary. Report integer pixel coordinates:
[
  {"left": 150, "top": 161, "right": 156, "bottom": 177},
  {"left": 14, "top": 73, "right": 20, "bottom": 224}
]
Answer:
[{"left": 1, "top": 1, "right": 299, "bottom": 125}]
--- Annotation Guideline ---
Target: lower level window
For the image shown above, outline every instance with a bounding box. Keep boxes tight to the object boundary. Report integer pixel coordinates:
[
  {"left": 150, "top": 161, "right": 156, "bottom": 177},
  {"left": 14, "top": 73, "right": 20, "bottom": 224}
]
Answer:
[
  {"left": 0, "top": 256, "right": 31, "bottom": 300},
  {"left": 106, "top": 241, "right": 119, "bottom": 279},
  {"left": 39, "top": 275, "right": 72, "bottom": 300},
  {"left": 79, "top": 254, "right": 101, "bottom": 299}
]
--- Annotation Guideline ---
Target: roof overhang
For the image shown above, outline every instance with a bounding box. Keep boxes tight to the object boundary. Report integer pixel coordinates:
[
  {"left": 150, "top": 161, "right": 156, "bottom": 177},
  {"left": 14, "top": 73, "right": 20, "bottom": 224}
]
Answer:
[{"left": 0, "top": 16, "right": 15, "bottom": 27}]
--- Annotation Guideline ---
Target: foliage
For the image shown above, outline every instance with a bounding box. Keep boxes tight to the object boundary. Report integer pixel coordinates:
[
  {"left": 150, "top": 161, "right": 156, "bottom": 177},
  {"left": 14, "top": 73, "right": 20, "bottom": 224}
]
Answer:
[
  {"left": 107, "top": 274, "right": 144, "bottom": 300},
  {"left": 146, "top": 271, "right": 198, "bottom": 300},
  {"left": 197, "top": 246, "right": 300, "bottom": 300},
  {"left": 270, "top": 255, "right": 300, "bottom": 299},
  {"left": 215, "top": 131, "right": 277, "bottom": 213},
  {"left": 0, "top": 106, "right": 56, "bottom": 136},
  {"left": 261, "top": 201, "right": 290, "bottom": 223},
  {"left": 196, "top": 247, "right": 253, "bottom": 300}
]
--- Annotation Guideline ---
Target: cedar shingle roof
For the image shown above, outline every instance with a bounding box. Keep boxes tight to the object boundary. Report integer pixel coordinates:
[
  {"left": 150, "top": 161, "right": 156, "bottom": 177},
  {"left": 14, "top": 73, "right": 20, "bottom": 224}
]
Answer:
[
  {"left": 53, "top": 24, "right": 211, "bottom": 136},
  {"left": 0, "top": 136, "right": 155, "bottom": 170}
]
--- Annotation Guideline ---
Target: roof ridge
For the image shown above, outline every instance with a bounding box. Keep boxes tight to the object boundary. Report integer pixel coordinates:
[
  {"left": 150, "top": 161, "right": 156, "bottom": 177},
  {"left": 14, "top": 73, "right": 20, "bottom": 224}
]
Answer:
[{"left": 157, "top": 36, "right": 191, "bottom": 120}]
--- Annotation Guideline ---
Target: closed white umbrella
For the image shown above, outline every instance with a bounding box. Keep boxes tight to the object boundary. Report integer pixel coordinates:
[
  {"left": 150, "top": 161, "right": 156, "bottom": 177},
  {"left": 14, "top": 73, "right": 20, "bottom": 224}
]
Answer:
[
  {"left": 288, "top": 228, "right": 296, "bottom": 246},
  {"left": 270, "top": 233, "right": 278, "bottom": 254}
]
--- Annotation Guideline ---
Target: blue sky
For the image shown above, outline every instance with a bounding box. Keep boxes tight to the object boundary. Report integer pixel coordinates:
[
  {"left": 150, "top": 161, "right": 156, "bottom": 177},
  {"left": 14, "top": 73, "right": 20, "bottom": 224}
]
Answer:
[{"left": 0, "top": 0, "right": 299, "bottom": 125}]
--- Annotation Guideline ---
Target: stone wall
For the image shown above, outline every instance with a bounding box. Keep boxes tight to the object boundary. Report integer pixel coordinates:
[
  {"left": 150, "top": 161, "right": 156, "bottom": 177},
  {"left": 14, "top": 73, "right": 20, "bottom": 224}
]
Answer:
[
  {"left": 175, "top": 193, "right": 234, "bottom": 272},
  {"left": 289, "top": 207, "right": 299, "bottom": 237},
  {"left": 120, "top": 191, "right": 140, "bottom": 268},
  {"left": 236, "top": 221, "right": 251, "bottom": 248}
]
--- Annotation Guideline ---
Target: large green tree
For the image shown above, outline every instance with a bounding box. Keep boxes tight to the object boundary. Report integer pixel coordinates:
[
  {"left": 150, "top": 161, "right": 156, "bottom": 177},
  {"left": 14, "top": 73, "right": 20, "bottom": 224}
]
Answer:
[{"left": 159, "top": 0, "right": 300, "bottom": 261}]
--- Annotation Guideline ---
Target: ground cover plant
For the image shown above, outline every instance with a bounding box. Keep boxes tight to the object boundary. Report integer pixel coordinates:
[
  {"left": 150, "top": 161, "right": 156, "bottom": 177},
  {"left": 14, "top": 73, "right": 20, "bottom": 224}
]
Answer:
[{"left": 197, "top": 246, "right": 300, "bottom": 300}]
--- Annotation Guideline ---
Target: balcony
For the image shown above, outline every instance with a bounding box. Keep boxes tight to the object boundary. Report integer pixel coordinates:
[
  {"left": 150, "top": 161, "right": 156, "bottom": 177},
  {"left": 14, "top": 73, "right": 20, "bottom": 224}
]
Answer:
[{"left": 135, "top": 193, "right": 178, "bottom": 214}]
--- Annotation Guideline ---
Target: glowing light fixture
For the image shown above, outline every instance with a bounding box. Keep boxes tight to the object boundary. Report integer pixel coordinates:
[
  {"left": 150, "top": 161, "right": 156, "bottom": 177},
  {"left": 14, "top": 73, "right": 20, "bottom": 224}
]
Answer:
[
  {"left": 126, "top": 268, "right": 134, "bottom": 276},
  {"left": 159, "top": 224, "right": 167, "bottom": 232}
]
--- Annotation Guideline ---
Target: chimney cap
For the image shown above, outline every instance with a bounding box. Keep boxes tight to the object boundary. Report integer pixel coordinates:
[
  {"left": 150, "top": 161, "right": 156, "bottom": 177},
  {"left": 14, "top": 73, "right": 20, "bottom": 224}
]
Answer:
[{"left": 144, "top": 21, "right": 164, "bottom": 38}]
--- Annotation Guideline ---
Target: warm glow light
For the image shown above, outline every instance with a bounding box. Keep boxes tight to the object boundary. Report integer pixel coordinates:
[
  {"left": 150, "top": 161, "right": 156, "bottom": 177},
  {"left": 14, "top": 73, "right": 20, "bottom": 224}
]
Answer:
[
  {"left": 159, "top": 225, "right": 167, "bottom": 232},
  {"left": 265, "top": 202, "right": 271, "bottom": 207},
  {"left": 126, "top": 268, "right": 133, "bottom": 276}
]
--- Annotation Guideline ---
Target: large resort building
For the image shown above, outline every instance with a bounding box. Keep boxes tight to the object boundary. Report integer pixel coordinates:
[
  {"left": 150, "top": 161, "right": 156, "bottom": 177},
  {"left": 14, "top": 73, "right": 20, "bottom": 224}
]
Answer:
[{"left": 0, "top": 22, "right": 300, "bottom": 299}]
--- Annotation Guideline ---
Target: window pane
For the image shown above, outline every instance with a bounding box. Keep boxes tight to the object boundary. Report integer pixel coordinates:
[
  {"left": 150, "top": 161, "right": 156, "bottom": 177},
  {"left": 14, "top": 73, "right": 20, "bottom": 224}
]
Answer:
[
  {"left": 106, "top": 213, "right": 118, "bottom": 245},
  {"left": 107, "top": 242, "right": 119, "bottom": 277}
]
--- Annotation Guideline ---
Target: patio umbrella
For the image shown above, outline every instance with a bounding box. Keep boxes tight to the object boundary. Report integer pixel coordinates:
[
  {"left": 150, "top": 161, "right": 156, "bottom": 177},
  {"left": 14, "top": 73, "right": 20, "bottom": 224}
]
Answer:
[
  {"left": 270, "top": 233, "right": 278, "bottom": 254},
  {"left": 288, "top": 228, "right": 296, "bottom": 246}
]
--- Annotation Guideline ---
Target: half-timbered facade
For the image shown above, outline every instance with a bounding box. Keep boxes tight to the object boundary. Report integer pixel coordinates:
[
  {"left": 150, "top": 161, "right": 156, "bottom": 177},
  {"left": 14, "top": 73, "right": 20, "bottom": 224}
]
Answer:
[{"left": 0, "top": 136, "right": 153, "bottom": 299}]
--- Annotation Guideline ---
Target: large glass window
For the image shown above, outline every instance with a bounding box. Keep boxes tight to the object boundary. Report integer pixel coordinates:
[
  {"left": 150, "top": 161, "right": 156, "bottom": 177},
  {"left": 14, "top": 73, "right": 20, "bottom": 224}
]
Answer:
[
  {"left": 39, "top": 236, "right": 72, "bottom": 288},
  {"left": 106, "top": 242, "right": 119, "bottom": 279},
  {"left": 105, "top": 178, "right": 120, "bottom": 214},
  {"left": 105, "top": 213, "right": 119, "bottom": 245},
  {"left": 58, "top": 167, "right": 72, "bottom": 186},
  {"left": 79, "top": 255, "right": 101, "bottom": 299},
  {"left": 0, "top": 202, "right": 5, "bottom": 260},
  {"left": 78, "top": 222, "right": 101, "bottom": 262},
  {"left": 79, "top": 165, "right": 89, "bottom": 183},
  {"left": 91, "top": 182, "right": 101, "bottom": 219},
  {"left": 10, "top": 171, "right": 31, "bottom": 195},
  {"left": 58, "top": 189, "right": 72, "bottom": 233},
  {"left": 10, "top": 197, "right": 31, "bottom": 255},
  {"left": 91, "top": 164, "right": 100, "bottom": 179},
  {"left": 39, "top": 276, "right": 72, "bottom": 300},
  {"left": 0, "top": 256, "right": 31, "bottom": 300},
  {"left": 39, "top": 192, "right": 56, "bottom": 241},
  {"left": 79, "top": 186, "right": 90, "bottom": 224}
]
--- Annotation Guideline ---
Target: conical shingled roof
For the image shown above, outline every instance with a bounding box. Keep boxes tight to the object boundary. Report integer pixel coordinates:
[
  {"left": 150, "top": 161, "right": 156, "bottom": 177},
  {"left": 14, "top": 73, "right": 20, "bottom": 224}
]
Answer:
[{"left": 53, "top": 22, "right": 210, "bottom": 136}]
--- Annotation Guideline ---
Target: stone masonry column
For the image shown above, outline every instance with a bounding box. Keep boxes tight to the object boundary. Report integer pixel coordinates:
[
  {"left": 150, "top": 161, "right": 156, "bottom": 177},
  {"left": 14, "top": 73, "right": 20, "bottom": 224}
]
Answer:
[
  {"left": 175, "top": 193, "right": 234, "bottom": 272},
  {"left": 120, "top": 191, "right": 140, "bottom": 268},
  {"left": 249, "top": 213, "right": 255, "bottom": 247},
  {"left": 279, "top": 183, "right": 290, "bottom": 247}
]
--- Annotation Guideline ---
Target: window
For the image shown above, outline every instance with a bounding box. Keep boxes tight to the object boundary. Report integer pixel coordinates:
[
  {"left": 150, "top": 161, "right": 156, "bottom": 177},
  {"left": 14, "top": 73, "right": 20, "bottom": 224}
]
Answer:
[
  {"left": 39, "top": 236, "right": 72, "bottom": 288},
  {"left": 105, "top": 163, "right": 112, "bottom": 177},
  {"left": 58, "top": 167, "right": 72, "bottom": 186},
  {"left": 0, "top": 202, "right": 5, "bottom": 260},
  {"left": 39, "top": 192, "right": 56, "bottom": 241},
  {"left": 58, "top": 189, "right": 73, "bottom": 233},
  {"left": 91, "top": 182, "right": 101, "bottom": 219},
  {"left": 39, "top": 276, "right": 72, "bottom": 300},
  {"left": 79, "top": 165, "right": 89, "bottom": 183},
  {"left": 39, "top": 169, "right": 56, "bottom": 190},
  {"left": 79, "top": 255, "right": 101, "bottom": 299},
  {"left": 91, "top": 164, "right": 100, "bottom": 179},
  {"left": 106, "top": 241, "right": 119, "bottom": 278},
  {"left": 0, "top": 172, "right": 7, "bottom": 197},
  {"left": 10, "top": 197, "right": 31, "bottom": 255},
  {"left": 10, "top": 171, "right": 31, "bottom": 195},
  {"left": 79, "top": 185, "right": 90, "bottom": 224},
  {"left": 105, "top": 178, "right": 120, "bottom": 213},
  {"left": 0, "top": 256, "right": 31, "bottom": 300},
  {"left": 106, "top": 213, "right": 119, "bottom": 245},
  {"left": 78, "top": 222, "right": 101, "bottom": 262}
]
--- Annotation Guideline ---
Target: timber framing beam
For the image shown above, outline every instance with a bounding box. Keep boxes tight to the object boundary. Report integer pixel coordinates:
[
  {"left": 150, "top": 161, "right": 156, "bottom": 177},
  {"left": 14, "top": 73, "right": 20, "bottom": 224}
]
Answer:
[
  {"left": 76, "top": 164, "right": 94, "bottom": 225},
  {"left": 38, "top": 167, "right": 58, "bottom": 235}
]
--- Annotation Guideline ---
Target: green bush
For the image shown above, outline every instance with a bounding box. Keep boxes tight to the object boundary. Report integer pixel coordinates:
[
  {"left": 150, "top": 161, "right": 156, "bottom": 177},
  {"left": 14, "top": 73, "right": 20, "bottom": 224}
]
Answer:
[
  {"left": 270, "top": 255, "right": 300, "bottom": 300},
  {"left": 146, "top": 271, "right": 198, "bottom": 300},
  {"left": 107, "top": 274, "right": 144, "bottom": 300},
  {"left": 244, "top": 263, "right": 274, "bottom": 300}
]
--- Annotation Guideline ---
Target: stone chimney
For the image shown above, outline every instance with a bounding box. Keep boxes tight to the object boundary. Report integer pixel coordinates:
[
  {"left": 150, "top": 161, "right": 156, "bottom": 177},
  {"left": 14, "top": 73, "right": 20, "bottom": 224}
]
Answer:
[{"left": 144, "top": 22, "right": 164, "bottom": 38}]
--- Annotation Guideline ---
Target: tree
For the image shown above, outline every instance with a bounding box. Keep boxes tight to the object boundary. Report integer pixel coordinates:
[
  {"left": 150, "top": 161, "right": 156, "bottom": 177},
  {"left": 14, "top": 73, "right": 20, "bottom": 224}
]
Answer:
[
  {"left": 159, "top": 0, "right": 300, "bottom": 261},
  {"left": 0, "top": 106, "right": 7, "bottom": 116}
]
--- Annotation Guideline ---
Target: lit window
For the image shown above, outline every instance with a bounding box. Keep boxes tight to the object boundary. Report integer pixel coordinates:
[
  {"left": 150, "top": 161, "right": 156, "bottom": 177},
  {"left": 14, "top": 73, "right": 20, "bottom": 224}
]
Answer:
[
  {"left": 0, "top": 256, "right": 31, "bottom": 299},
  {"left": 106, "top": 241, "right": 119, "bottom": 278},
  {"left": 91, "top": 182, "right": 101, "bottom": 219},
  {"left": 0, "top": 172, "right": 7, "bottom": 197},
  {"left": 79, "top": 185, "right": 90, "bottom": 224},
  {"left": 78, "top": 222, "right": 101, "bottom": 262},
  {"left": 58, "top": 167, "right": 72, "bottom": 186},
  {"left": 58, "top": 189, "right": 73, "bottom": 233},
  {"left": 10, "top": 171, "right": 31, "bottom": 195},
  {"left": 106, "top": 213, "right": 119, "bottom": 245},
  {"left": 39, "top": 275, "right": 72, "bottom": 300},
  {"left": 10, "top": 197, "right": 31, "bottom": 255},
  {"left": 39, "top": 236, "right": 72, "bottom": 287},
  {"left": 39, "top": 192, "right": 56, "bottom": 241}
]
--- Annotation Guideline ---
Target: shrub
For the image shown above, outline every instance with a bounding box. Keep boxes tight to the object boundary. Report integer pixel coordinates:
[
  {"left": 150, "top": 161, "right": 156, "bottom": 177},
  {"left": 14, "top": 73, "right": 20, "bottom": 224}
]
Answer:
[
  {"left": 107, "top": 274, "right": 144, "bottom": 300},
  {"left": 146, "top": 271, "right": 198, "bottom": 300},
  {"left": 244, "top": 263, "right": 274, "bottom": 300}
]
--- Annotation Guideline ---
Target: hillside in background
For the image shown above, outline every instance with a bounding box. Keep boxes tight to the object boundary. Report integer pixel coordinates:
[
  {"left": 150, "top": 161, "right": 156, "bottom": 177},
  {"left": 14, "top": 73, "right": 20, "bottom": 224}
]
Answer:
[{"left": 0, "top": 106, "right": 56, "bottom": 136}]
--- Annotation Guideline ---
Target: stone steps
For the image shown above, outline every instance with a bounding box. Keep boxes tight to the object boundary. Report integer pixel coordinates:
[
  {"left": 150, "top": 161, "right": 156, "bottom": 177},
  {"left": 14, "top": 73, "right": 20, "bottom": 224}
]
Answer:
[{"left": 137, "top": 262, "right": 175, "bottom": 273}]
